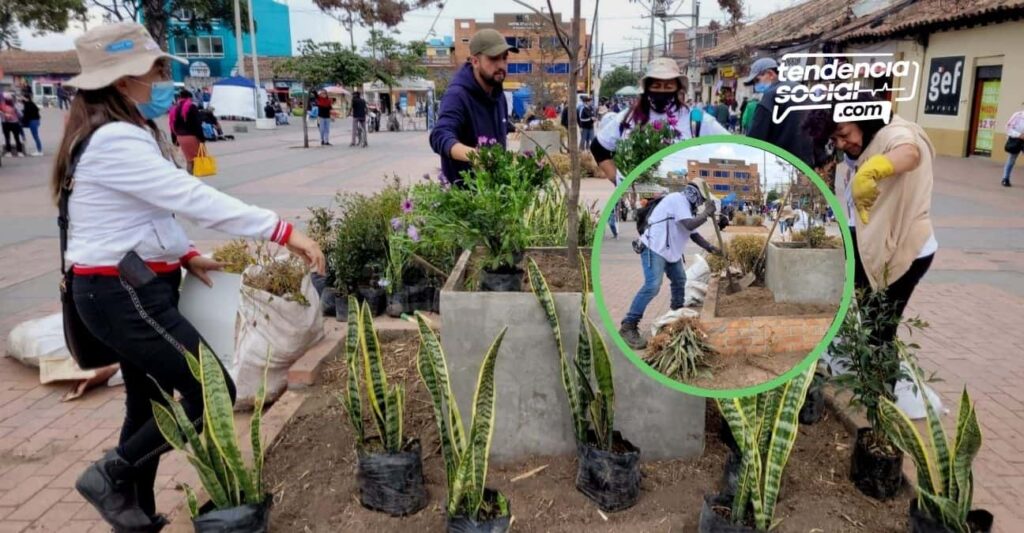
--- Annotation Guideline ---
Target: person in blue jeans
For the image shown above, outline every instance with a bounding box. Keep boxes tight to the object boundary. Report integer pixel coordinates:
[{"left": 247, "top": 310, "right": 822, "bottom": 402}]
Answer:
[
  {"left": 619, "top": 179, "right": 720, "bottom": 349},
  {"left": 19, "top": 93, "right": 42, "bottom": 156}
]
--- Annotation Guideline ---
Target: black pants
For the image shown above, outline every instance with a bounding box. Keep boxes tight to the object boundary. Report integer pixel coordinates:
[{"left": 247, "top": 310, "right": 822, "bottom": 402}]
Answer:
[
  {"left": 2, "top": 122, "right": 24, "bottom": 154},
  {"left": 72, "top": 270, "right": 236, "bottom": 516},
  {"left": 850, "top": 227, "right": 934, "bottom": 344}
]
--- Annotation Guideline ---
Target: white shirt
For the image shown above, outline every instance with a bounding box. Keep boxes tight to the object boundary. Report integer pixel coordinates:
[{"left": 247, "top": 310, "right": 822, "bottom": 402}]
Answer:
[
  {"left": 66, "top": 122, "right": 288, "bottom": 267},
  {"left": 640, "top": 192, "right": 694, "bottom": 263},
  {"left": 791, "top": 209, "right": 810, "bottom": 232}
]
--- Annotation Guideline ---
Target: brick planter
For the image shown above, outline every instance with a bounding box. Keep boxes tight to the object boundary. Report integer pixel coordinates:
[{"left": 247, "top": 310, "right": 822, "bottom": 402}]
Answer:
[
  {"left": 700, "top": 276, "right": 834, "bottom": 356},
  {"left": 439, "top": 248, "right": 704, "bottom": 463}
]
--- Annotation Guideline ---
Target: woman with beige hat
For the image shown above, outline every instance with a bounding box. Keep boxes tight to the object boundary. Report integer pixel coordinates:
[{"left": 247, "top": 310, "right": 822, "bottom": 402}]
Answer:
[
  {"left": 54, "top": 23, "right": 324, "bottom": 531},
  {"left": 591, "top": 57, "right": 728, "bottom": 186}
]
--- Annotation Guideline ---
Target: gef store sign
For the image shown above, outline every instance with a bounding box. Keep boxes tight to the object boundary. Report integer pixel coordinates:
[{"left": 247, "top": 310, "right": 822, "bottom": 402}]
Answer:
[{"left": 924, "top": 56, "right": 964, "bottom": 116}]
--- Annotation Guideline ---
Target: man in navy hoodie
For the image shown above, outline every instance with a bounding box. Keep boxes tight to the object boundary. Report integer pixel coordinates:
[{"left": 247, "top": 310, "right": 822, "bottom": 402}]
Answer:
[{"left": 429, "top": 29, "right": 517, "bottom": 185}]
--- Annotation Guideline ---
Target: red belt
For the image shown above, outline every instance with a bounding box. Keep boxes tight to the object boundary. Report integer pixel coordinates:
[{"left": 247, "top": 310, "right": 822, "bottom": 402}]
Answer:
[{"left": 72, "top": 261, "right": 182, "bottom": 277}]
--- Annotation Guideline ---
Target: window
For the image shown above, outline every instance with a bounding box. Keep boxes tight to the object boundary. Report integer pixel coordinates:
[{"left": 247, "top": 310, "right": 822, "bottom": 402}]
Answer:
[
  {"left": 713, "top": 170, "right": 729, "bottom": 178},
  {"left": 540, "top": 36, "right": 561, "bottom": 50},
  {"left": 174, "top": 8, "right": 194, "bottom": 21},
  {"left": 435, "top": 48, "right": 449, "bottom": 56},
  {"left": 699, "top": 170, "right": 709, "bottom": 177},
  {"left": 714, "top": 184, "right": 730, "bottom": 192},
  {"left": 734, "top": 171, "right": 749, "bottom": 179},
  {"left": 507, "top": 36, "right": 532, "bottom": 49},
  {"left": 508, "top": 63, "right": 533, "bottom": 74},
  {"left": 546, "top": 63, "right": 570, "bottom": 74},
  {"left": 460, "top": 22, "right": 470, "bottom": 29},
  {"left": 743, "top": 186, "right": 751, "bottom": 192},
  {"left": 176, "top": 36, "right": 225, "bottom": 58},
  {"left": 461, "top": 38, "right": 470, "bottom": 43}
]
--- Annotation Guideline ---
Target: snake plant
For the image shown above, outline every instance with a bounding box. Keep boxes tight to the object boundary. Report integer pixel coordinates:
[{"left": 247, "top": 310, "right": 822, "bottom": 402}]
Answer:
[
  {"left": 716, "top": 364, "right": 815, "bottom": 530},
  {"left": 527, "top": 254, "right": 617, "bottom": 450},
  {"left": 338, "top": 296, "right": 406, "bottom": 453},
  {"left": 150, "top": 343, "right": 267, "bottom": 517},
  {"left": 879, "top": 366, "right": 982, "bottom": 533},
  {"left": 415, "top": 312, "right": 510, "bottom": 520}
]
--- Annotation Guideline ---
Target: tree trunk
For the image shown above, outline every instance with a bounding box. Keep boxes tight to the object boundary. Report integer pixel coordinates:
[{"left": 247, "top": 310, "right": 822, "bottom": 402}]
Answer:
[
  {"left": 142, "top": 0, "right": 167, "bottom": 52},
  {"left": 565, "top": 0, "right": 582, "bottom": 261},
  {"left": 302, "top": 92, "right": 310, "bottom": 148}
]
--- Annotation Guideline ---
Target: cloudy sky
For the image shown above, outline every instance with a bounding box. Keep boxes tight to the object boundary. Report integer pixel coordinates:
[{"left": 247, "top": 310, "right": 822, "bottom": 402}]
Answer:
[
  {"left": 662, "top": 141, "right": 796, "bottom": 189},
  {"left": 19, "top": 0, "right": 802, "bottom": 71}
]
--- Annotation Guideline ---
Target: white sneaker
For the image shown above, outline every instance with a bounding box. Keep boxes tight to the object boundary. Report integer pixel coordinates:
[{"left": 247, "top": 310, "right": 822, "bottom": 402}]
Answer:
[{"left": 29, "top": 151, "right": 42, "bottom": 157}]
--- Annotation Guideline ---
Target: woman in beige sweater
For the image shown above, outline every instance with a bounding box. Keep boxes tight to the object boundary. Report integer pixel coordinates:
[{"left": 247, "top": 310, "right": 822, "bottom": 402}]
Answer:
[{"left": 805, "top": 101, "right": 936, "bottom": 345}]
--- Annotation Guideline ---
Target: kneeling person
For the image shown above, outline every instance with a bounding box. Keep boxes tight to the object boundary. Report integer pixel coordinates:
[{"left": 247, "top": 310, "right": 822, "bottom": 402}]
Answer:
[{"left": 620, "top": 180, "right": 719, "bottom": 349}]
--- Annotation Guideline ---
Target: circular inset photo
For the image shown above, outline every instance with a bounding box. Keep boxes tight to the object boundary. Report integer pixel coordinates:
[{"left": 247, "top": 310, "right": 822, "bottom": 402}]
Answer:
[{"left": 592, "top": 136, "right": 854, "bottom": 398}]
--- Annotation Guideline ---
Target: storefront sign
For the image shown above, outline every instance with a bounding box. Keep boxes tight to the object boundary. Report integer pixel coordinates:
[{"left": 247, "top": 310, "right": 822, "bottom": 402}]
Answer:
[
  {"left": 924, "top": 56, "right": 964, "bottom": 116},
  {"left": 720, "top": 65, "right": 736, "bottom": 78},
  {"left": 189, "top": 61, "right": 211, "bottom": 78},
  {"left": 973, "top": 79, "right": 1001, "bottom": 154}
]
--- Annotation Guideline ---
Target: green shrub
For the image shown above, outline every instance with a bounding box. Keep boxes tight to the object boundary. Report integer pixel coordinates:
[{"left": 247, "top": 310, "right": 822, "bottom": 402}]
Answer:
[
  {"left": 331, "top": 182, "right": 404, "bottom": 293},
  {"left": 791, "top": 226, "right": 840, "bottom": 249}
]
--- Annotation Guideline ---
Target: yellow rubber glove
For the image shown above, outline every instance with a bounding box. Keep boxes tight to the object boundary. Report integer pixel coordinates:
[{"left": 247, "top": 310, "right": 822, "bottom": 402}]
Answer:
[{"left": 852, "top": 154, "right": 895, "bottom": 224}]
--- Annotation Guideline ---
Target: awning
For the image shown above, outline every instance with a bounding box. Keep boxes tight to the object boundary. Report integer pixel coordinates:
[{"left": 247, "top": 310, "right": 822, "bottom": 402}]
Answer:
[
  {"left": 324, "top": 85, "right": 350, "bottom": 95},
  {"left": 615, "top": 86, "right": 640, "bottom": 96},
  {"left": 213, "top": 75, "right": 256, "bottom": 88}
]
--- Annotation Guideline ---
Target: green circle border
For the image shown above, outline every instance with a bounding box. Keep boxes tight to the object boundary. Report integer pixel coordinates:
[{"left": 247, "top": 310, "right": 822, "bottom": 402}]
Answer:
[{"left": 590, "top": 135, "right": 855, "bottom": 398}]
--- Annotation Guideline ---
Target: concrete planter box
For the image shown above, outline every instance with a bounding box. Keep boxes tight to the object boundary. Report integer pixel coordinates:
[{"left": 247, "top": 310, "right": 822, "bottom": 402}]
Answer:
[
  {"left": 519, "top": 131, "right": 562, "bottom": 155},
  {"left": 700, "top": 276, "right": 834, "bottom": 357},
  {"left": 255, "top": 118, "right": 277, "bottom": 130},
  {"left": 439, "top": 249, "right": 704, "bottom": 463},
  {"left": 766, "top": 242, "right": 844, "bottom": 305}
]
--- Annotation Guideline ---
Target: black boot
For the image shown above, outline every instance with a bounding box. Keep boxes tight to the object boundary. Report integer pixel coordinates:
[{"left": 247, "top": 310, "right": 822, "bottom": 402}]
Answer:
[
  {"left": 75, "top": 450, "right": 155, "bottom": 531},
  {"left": 619, "top": 322, "right": 646, "bottom": 350}
]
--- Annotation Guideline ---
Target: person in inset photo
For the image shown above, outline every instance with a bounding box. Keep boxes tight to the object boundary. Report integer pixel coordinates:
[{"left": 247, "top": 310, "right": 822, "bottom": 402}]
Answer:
[{"left": 617, "top": 178, "right": 720, "bottom": 349}]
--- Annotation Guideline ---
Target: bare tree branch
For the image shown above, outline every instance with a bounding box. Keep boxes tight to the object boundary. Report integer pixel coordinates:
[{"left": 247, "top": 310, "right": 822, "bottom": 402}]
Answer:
[{"left": 512, "top": 0, "right": 570, "bottom": 55}]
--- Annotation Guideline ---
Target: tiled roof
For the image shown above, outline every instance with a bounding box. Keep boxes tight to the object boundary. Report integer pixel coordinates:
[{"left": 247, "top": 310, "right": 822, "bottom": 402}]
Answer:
[
  {"left": 0, "top": 50, "right": 80, "bottom": 76},
  {"left": 703, "top": 0, "right": 855, "bottom": 61},
  {"left": 829, "top": 0, "right": 1024, "bottom": 43}
]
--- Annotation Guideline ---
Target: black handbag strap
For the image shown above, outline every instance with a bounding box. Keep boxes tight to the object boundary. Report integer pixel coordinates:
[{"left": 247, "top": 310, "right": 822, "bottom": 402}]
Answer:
[{"left": 57, "top": 135, "right": 94, "bottom": 275}]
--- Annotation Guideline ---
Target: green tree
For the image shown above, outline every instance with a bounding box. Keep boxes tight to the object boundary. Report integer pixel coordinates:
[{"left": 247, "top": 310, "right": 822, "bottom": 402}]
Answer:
[
  {"left": 599, "top": 66, "right": 638, "bottom": 100},
  {"left": 364, "top": 29, "right": 426, "bottom": 86},
  {"left": 0, "top": 6, "right": 23, "bottom": 50},
  {"left": 280, "top": 40, "right": 372, "bottom": 148},
  {"left": 314, "top": 0, "right": 443, "bottom": 49},
  {"left": 10, "top": 0, "right": 246, "bottom": 53},
  {"left": 765, "top": 189, "right": 780, "bottom": 204},
  {"left": 0, "top": 0, "right": 84, "bottom": 34}
]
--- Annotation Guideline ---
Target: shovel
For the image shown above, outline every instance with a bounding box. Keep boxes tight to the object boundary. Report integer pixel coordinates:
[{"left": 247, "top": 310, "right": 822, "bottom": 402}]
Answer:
[
  {"left": 701, "top": 183, "right": 744, "bottom": 294},
  {"left": 749, "top": 186, "right": 796, "bottom": 285}
]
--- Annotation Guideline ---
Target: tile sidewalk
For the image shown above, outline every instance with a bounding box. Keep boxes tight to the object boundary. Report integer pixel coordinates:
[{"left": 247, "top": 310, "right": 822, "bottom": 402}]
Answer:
[{"left": 0, "top": 110, "right": 1021, "bottom": 530}]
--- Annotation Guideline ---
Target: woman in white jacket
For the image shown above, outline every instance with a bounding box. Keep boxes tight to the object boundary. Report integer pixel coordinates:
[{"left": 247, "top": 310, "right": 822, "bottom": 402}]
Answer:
[{"left": 56, "top": 23, "right": 324, "bottom": 531}]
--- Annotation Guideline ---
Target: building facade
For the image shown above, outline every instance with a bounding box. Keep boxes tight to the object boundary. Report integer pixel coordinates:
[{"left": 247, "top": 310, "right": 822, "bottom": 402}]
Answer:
[
  {"left": 452, "top": 13, "right": 589, "bottom": 94},
  {"left": 165, "top": 0, "right": 292, "bottom": 86},
  {"left": 0, "top": 51, "right": 79, "bottom": 106},
  {"left": 688, "top": 158, "right": 762, "bottom": 204}
]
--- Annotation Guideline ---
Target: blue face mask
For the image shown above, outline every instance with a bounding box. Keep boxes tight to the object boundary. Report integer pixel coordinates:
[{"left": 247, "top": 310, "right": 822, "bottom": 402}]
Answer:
[
  {"left": 134, "top": 81, "right": 177, "bottom": 119},
  {"left": 753, "top": 82, "right": 771, "bottom": 94}
]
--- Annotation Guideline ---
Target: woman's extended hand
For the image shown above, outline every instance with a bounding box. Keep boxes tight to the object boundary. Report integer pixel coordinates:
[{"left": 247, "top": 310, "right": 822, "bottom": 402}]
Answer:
[
  {"left": 184, "top": 256, "right": 225, "bottom": 288},
  {"left": 286, "top": 230, "right": 326, "bottom": 275}
]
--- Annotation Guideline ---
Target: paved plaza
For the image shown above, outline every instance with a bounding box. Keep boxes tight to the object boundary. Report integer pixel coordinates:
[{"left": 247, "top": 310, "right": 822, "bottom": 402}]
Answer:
[{"left": 0, "top": 108, "right": 1022, "bottom": 530}]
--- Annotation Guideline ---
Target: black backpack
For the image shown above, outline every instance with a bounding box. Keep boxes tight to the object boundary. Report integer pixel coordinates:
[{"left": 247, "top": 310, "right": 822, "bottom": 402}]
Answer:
[{"left": 636, "top": 196, "right": 670, "bottom": 236}]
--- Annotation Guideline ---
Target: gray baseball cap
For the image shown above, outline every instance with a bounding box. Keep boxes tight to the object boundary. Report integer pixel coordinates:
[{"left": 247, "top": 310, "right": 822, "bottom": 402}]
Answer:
[
  {"left": 470, "top": 29, "right": 518, "bottom": 57},
  {"left": 742, "top": 57, "right": 780, "bottom": 85}
]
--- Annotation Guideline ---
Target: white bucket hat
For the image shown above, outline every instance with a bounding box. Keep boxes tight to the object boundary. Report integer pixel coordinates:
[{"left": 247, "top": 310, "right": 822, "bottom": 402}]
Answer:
[
  {"left": 642, "top": 57, "right": 686, "bottom": 87},
  {"left": 66, "top": 22, "right": 187, "bottom": 90}
]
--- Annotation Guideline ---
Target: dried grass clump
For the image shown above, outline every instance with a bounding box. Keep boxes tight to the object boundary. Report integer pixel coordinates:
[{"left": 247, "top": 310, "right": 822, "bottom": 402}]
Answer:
[
  {"left": 792, "top": 226, "right": 841, "bottom": 249},
  {"left": 212, "top": 239, "right": 256, "bottom": 274},
  {"left": 734, "top": 212, "right": 748, "bottom": 226},
  {"left": 645, "top": 317, "right": 716, "bottom": 381},
  {"left": 242, "top": 245, "right": 309, "bottom": 306}
]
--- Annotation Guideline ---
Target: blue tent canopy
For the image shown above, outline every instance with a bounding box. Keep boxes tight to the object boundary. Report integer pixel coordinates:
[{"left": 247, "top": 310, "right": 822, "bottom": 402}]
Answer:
[
  {"left": 213, "top": 76, "right": 256, "bottom": 88},
  {"left": 719, "top": 192, "right": 739, "bottom": 206},
  {"left": 512, "top": 86, "right": 532, "bottom": 118}
]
